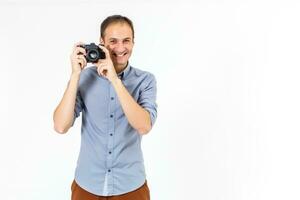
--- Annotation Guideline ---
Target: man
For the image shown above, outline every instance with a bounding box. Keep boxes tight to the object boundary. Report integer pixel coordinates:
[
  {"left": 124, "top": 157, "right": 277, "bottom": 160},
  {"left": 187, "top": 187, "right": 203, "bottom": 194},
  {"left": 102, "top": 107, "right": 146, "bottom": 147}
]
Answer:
[{"left": 53, "top": 15, "right": 157, "bottom": 200}]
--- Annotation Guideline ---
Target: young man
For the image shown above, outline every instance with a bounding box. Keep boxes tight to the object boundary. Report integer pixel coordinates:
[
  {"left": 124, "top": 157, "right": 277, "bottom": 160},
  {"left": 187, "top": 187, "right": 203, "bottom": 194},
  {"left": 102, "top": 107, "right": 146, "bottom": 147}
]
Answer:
[{"left": 53, "top": 15, "right": 157, "bottom": 200}]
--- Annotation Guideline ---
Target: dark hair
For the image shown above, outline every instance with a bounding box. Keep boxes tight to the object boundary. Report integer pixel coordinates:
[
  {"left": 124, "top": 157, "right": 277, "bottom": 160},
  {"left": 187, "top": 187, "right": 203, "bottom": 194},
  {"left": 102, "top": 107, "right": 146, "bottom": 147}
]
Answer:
[{"left": 100, "top": 15, "right": 135, "bottom": 39}]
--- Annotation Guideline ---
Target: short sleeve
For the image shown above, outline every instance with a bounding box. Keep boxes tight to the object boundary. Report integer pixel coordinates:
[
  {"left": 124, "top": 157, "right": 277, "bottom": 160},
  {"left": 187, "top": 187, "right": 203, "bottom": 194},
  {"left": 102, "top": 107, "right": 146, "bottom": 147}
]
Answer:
[
  {"left": 137, "top": 74, "right": 158, "bottom": 127},
  {"left": 71, "top": 90, "right": 84, "bottom": 126}
]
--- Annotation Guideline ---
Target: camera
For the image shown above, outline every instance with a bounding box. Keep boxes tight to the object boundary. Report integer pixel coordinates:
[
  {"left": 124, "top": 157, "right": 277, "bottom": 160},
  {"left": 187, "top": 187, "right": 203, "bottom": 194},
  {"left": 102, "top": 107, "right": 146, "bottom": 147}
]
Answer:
[{"left": 79, "top": 43, "right": 105, "bottom": 63}]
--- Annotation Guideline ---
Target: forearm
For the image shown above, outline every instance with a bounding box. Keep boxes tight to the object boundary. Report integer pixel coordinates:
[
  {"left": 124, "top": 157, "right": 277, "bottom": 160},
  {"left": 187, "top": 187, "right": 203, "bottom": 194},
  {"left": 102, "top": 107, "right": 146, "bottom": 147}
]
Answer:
[
  {"left": 53, "top": 72, "right": 80, "bottom": 133},
  {"left": 111, "top": 78, "right": 151, "bottom": 135}
]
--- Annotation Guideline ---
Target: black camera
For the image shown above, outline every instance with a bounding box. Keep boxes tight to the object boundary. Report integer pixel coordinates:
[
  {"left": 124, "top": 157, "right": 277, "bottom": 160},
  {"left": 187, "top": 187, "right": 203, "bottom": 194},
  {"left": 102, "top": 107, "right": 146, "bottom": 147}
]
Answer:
[{"left": 79, "top": 43, "right": 105, "bottom": 63}]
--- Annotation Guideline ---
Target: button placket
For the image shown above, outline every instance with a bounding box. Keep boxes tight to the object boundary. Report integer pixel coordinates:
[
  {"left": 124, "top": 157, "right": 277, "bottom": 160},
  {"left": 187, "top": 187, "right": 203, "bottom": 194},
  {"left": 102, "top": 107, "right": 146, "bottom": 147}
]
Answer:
[{"left": 106, "top": 84, "right": 116, "bottom": 193}]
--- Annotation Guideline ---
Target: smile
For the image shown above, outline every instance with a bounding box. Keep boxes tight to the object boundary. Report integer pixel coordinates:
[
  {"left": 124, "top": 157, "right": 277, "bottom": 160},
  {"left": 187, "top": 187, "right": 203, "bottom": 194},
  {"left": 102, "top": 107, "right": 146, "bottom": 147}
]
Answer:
[{"left": 113, "top": 52, "right": 127, "bottom": 57}]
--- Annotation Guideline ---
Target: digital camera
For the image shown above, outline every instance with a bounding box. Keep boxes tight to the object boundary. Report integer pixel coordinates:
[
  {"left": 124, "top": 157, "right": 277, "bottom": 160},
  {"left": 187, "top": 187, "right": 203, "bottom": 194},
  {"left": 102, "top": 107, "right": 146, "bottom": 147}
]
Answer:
[{"left": 79, "top": 43, "right": 105, "bottom": 63}]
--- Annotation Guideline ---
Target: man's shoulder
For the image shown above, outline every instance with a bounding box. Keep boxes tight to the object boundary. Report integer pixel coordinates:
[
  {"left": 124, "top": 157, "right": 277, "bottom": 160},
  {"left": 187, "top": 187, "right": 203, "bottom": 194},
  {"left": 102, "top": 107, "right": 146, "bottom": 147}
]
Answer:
[{"left": 130, "top": 66, "right": 155, "bottom": 79}]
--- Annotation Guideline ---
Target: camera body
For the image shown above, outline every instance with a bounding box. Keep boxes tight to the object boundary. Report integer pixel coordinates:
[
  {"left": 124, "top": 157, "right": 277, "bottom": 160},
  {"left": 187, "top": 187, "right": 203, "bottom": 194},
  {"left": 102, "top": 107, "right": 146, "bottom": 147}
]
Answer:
[{"left": 79, "top": 43, "right": 105, "bottom": 63}]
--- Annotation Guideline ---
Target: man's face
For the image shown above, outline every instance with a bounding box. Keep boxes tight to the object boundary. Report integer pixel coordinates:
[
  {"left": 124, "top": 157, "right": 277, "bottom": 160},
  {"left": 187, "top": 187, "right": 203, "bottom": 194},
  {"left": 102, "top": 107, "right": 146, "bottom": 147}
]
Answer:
[{"left": 101, "top": 22, "right": 134, "bottom": 68}]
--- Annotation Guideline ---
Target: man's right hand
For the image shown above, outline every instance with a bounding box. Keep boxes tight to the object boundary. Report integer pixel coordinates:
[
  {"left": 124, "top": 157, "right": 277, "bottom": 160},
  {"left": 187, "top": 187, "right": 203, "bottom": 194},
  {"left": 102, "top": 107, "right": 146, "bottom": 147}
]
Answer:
[{"left": 70, "top": 42, "right": 87, "bottom": 74}]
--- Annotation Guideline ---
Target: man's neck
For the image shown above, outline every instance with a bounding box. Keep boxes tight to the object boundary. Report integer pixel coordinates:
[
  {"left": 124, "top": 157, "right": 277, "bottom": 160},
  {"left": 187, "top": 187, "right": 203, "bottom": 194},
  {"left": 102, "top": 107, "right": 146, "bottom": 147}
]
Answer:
[{"left": 114, "top": 62, "right": 128, "bottom": 74}]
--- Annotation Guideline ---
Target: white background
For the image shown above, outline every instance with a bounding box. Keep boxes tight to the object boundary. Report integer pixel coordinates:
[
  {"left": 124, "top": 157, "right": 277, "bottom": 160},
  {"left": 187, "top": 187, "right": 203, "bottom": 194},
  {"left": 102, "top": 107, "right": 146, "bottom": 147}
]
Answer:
[{"left": 0, "top": 0, "right": 300, "bottom": 199}]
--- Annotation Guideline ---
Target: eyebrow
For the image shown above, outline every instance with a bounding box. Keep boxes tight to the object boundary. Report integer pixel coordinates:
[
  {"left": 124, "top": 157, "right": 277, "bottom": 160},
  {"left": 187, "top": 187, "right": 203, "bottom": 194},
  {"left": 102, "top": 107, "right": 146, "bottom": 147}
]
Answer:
[{"left": 109, "top": 37, "right": 131, "bottom": 40}]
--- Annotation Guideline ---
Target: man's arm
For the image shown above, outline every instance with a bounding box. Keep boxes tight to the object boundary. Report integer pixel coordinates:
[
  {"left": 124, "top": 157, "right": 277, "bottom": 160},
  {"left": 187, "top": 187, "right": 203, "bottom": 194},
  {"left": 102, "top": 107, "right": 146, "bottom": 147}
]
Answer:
[
  {"left": 53, "top": 42, "right": 87, "bottom": 134},
  {"left": 53, "top": 73, "right": 80, "bottom": 134},
  {"left": 111, "top": 78, "right": 152, "bottom": 135},
  {"left": 95, "top": 45, "right": 156, "bottom": 135}
]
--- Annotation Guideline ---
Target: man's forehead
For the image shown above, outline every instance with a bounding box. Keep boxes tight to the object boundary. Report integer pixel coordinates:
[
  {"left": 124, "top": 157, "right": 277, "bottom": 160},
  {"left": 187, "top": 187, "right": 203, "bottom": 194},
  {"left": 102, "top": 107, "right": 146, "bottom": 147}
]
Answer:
[{"left": 103, "top": 22, "right": 133, "bottom": 39}]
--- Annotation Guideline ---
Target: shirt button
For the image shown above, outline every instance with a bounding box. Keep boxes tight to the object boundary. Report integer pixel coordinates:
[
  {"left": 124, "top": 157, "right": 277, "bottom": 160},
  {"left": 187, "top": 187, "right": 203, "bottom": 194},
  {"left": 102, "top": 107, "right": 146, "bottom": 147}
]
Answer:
[
  {"left": 110, "top": 133, "right": 113, "bottom": 136},
  {"left": 110, "top": 114, "right": 113, "bottom": 118},
  {"left": 108, "top": 169, "right": 111, "bottom": 172},
  {"left": 111, "top": 97, "right": 114, "bottom": 100},
  {"left": 109, "top": 151, "right": 112, "bottom": 154}
]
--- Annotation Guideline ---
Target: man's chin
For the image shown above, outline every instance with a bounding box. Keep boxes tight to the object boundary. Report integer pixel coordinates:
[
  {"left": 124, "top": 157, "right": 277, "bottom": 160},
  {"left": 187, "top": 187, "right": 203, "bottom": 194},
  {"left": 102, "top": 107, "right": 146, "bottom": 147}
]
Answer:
[{"left": 113, "top": 61, "right": 128, "bottom": 68}]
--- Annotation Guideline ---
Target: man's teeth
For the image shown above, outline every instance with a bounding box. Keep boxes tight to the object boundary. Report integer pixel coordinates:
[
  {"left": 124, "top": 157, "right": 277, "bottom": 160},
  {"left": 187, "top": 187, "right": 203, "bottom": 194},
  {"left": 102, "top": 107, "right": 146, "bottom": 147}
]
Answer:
[{"left": 115, "top": 53, "right": 126, "bottom": 57}]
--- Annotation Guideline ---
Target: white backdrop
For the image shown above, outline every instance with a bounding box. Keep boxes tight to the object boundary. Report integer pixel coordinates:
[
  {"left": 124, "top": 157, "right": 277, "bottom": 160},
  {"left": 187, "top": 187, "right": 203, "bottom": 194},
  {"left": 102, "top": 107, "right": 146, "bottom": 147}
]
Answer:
[{"left": 0, "top": 0, "right": 300, "bottom": 199}]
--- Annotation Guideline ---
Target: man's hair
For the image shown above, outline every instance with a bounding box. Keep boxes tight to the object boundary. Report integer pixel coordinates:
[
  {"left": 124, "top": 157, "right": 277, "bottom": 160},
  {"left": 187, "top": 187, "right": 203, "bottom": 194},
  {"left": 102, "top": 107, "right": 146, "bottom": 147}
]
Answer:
[{"left": 100, "top": 15, "right": 135, "bottom": 39}]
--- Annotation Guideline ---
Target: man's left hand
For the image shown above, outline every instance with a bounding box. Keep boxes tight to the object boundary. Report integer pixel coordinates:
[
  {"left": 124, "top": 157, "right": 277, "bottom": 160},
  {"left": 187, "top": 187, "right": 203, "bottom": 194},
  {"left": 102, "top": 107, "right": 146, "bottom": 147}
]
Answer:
[{"left": 95, "top": 45, "right": 118, "bottom": 82}]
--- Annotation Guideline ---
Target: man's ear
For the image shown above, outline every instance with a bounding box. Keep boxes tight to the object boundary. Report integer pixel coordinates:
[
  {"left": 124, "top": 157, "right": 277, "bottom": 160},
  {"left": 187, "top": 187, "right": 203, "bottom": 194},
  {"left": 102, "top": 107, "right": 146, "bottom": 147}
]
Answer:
[{"left": 100, "top": 37, "right": 104, "bottom": 45}]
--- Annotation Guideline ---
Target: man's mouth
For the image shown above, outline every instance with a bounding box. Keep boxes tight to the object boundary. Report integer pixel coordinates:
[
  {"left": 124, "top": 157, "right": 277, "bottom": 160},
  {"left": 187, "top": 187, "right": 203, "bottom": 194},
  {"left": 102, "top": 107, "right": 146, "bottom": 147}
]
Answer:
[{"left": 113, "top": 52, "right": 127, "bottom": 57}]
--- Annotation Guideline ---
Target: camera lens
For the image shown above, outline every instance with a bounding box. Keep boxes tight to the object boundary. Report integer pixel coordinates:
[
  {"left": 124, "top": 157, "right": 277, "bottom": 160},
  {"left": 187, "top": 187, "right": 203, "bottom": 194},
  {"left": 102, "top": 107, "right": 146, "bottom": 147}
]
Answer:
[
  {"left": 87, "top": 50, "right": 99, "bottom": 62},
  {"left": 89, "top": 51, "right": 98, "bottom": 59}
]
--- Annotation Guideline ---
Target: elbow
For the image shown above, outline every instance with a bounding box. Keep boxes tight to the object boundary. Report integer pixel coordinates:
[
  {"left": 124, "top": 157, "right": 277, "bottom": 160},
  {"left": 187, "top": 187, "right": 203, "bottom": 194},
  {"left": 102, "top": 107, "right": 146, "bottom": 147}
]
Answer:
[
  {"left": 137, "top": 124, "right": 152, "bottom": 135},
  {"left": 137, "top": 111, "right": 153, "bottom": 135},
  {"left": 53, "top": 113, "right": 72, "bottom": 134},
  {"left": 53, "top": 123, "right": 70, "bottom": 134}
]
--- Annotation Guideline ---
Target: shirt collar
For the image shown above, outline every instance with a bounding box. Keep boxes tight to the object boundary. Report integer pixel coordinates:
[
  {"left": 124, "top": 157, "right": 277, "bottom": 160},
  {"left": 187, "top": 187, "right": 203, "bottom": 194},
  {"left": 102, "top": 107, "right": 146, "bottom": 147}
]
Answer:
[{"left": 117, "top": 62, "right": 131, "bottom": 80}]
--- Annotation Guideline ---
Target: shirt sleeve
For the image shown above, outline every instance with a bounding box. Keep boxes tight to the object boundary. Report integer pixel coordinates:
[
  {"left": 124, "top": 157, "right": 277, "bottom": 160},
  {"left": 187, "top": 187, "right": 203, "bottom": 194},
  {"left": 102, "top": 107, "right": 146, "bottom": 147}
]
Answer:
[
  {"left": 137, "top": 73, "right": 158, "bottom": 127},
  {"left": 71, "top": 90, "right": 84, "bottom": 126}
]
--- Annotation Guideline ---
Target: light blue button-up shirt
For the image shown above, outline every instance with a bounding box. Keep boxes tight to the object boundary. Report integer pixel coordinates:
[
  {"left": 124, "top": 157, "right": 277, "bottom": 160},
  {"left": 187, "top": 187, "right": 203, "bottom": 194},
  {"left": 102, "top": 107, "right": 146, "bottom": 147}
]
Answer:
[{"left": 71, "top": 64, "right": 157, "bottom": 196}]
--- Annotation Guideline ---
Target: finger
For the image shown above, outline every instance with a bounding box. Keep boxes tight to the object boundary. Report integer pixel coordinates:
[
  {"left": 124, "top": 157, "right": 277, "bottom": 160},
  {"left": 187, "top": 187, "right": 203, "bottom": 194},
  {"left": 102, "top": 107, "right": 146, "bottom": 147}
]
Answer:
[
  {"left": 73, "top": 41, "right": 84, "bottom": 49},
  {"left": 73, "top": 47, "right": 86, "bottom": 56},
  {"left": 72, "top": 41, "right": 86, "bottom": 55},
  {"left": 77, "top": 53, "right": 87, "bottom": 64},
  {"left": 97, "top": 65, "right": 103, "bottom": 76},
  {"left": 97, "top": 65, "right": 107, "bottom": 77},
  {"left": 98, "top": 45, "right": 110, "bottom": 59},
  {"left": 83, "top": 57, "right": 87, "bottom": 67},
  {"left": 77, "top": 55, "right": 86, "bottom": 60},
  {"left": 78, "top": 58, "right": 87, "bottom": 68},
  {"left": 71, "top": 53, "right": 83, "bottom": 62},
  {"left": 78, "top": 59, "right": 84, "bottom": 68}
]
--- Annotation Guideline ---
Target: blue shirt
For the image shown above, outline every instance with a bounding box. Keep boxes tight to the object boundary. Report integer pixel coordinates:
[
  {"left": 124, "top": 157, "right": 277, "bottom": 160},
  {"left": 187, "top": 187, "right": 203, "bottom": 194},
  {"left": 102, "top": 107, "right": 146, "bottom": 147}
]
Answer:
[{"left": 71, "top": 64, "right": 157, "bottom": 196}]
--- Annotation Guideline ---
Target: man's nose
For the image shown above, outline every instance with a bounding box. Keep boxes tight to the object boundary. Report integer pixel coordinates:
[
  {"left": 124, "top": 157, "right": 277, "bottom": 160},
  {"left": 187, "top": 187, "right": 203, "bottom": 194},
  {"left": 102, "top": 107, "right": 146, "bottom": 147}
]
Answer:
[{"left": 114, "top": 42, "right": 126, "bottom": 52}]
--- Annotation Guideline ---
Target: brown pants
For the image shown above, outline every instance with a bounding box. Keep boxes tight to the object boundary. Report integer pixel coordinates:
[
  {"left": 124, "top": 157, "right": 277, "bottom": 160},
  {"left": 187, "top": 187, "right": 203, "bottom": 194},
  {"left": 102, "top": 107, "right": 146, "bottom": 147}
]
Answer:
[{"left": 71, "top": 180, "right": 150, "bottom": 200}]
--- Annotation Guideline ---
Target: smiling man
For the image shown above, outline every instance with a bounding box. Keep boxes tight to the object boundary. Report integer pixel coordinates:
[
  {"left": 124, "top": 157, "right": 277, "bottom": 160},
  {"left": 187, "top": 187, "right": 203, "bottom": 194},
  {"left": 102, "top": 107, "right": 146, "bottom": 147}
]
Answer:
[{"left": 53, "top": 15, "right": 157, "bottom": 200}]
